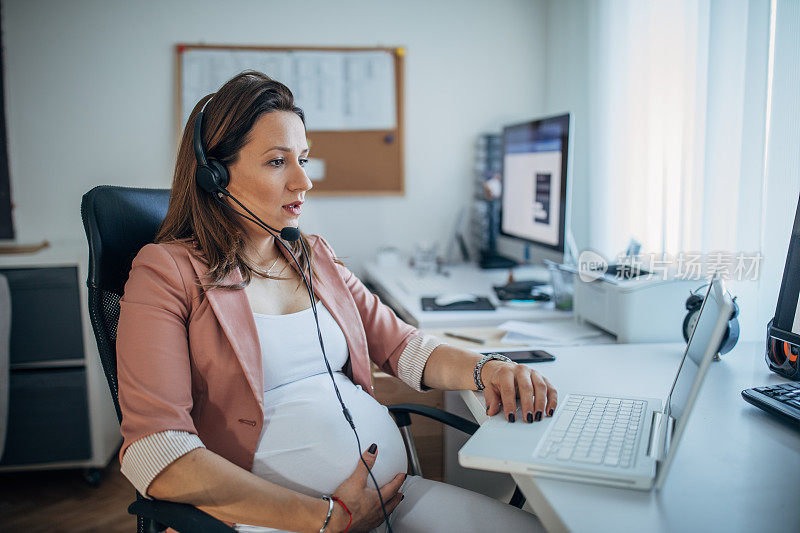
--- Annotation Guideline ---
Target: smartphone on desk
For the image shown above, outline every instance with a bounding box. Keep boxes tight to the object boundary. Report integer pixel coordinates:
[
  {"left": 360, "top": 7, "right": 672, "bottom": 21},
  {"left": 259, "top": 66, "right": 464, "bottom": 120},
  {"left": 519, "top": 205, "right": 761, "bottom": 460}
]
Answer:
[{"left": 483, "top": 350, "right": 556, "bottom": 363}]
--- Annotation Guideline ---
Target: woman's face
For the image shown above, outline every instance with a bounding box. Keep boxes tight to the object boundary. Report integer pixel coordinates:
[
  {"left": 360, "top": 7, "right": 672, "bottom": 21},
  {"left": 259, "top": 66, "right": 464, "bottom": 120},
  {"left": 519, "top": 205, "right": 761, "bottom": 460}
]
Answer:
[{"left": 226, "top": 111, "right": 312, "bottom": 236}]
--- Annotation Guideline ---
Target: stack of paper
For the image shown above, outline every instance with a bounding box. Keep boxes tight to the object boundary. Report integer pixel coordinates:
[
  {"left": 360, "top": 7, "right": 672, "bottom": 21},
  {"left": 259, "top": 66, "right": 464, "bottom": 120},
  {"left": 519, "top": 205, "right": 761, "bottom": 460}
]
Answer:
[{"left": 498, "top": 319, "right": 607, "bottom": 346}]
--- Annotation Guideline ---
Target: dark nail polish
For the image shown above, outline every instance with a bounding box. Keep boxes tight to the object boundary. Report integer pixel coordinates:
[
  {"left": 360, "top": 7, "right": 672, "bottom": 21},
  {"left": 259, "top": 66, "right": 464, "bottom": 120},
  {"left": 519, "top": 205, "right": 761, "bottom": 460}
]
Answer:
[
  {"left": 535, "top": 411, "right": 543, "bottom": 421},
  {"left": 401, "top": 494, "right": 405, "bottom": 501},
  {"left": 526, "top": 412, "right": 534, "bottom": 423},
  {"left": 486, "top": 405, "right": 490, "bottom": 413},
  {"left": 368, "top": 443, "right": 377, "bottom": 454},
  {"left": 507, "top": 413, "right": 515, "bottom": 423},
  {"left": 548, "top": 408, "right": 554, "bottom": 417}
]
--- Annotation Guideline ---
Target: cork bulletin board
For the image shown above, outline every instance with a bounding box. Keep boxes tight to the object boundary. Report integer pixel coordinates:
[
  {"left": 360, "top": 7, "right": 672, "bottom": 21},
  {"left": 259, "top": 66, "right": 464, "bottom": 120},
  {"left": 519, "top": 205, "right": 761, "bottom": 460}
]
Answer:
[{"left": 176, "top": 44, "right": 405, "bottom": 196}]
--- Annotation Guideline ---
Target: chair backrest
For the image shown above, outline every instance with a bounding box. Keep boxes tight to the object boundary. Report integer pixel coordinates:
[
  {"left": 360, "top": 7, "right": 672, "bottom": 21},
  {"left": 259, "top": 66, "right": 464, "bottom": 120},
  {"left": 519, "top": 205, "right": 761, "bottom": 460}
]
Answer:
[{"left": 81, "top": 186, "right": 170, "bottom": 422}]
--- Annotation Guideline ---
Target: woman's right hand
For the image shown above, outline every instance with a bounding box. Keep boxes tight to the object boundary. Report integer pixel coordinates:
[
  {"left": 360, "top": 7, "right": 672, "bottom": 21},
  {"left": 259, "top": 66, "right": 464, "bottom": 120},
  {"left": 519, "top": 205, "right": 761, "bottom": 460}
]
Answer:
[{"left": 331, "top": 444, "right": 405, "bottom": 533}]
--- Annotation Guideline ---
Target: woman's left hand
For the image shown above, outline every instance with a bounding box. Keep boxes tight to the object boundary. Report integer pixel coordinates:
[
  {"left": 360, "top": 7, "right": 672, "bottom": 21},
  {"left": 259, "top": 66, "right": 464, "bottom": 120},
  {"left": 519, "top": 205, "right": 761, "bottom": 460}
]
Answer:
[{"left": 481, "top": 361, "right": 558, "bottom": 423}]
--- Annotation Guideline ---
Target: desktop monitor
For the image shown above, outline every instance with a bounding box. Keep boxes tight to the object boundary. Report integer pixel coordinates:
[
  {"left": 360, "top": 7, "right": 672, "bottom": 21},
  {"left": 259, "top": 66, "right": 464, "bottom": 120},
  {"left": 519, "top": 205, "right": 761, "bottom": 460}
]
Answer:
[{"left": 500, "top": 113, "right": 571, "bottom": 256}]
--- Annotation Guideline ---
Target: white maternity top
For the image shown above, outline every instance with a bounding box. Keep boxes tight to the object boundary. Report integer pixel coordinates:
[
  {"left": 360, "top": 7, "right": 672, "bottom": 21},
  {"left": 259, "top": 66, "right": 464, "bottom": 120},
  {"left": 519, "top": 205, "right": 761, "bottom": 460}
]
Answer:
[{"left": 250, "top": 301, "right": 408, "bottom": 497}]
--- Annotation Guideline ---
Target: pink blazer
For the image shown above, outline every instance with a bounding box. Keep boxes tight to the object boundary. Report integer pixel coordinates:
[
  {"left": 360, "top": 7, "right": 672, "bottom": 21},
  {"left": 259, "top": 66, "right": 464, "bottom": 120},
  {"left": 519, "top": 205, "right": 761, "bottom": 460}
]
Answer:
[{"left": 116, "top": 235, "right": 418, "bottom": 472}]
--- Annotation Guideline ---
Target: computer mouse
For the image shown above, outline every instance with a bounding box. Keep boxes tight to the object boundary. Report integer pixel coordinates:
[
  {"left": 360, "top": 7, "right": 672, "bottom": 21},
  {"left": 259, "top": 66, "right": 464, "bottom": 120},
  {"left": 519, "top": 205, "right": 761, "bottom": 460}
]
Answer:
[{"left": 434, "top": 293, "right": 479, "bottom": 307}]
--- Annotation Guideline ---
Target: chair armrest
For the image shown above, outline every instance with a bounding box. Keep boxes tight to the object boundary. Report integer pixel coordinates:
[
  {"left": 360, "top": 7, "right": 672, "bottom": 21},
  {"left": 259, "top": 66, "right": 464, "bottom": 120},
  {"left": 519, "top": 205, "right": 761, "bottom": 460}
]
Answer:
[
  {"left": 128, "top": 498, "right": 236, "bottom": 533},
  {"left": 388, "top": 403, "right": 479, "bottom": 435}
]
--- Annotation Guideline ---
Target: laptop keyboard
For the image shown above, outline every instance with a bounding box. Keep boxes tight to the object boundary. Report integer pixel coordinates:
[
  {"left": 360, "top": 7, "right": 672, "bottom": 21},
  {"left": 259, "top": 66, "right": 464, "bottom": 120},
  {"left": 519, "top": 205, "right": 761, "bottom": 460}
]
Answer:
[{"left": 536, "top": 394, "right": 646, "bottom": 468}]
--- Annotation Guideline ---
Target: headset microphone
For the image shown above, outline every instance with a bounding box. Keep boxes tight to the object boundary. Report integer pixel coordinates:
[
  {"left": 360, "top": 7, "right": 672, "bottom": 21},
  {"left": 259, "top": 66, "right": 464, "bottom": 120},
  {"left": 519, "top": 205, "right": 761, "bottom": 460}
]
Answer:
[{"left": 279, "top": 226, "right": 301, "bottom": 242}]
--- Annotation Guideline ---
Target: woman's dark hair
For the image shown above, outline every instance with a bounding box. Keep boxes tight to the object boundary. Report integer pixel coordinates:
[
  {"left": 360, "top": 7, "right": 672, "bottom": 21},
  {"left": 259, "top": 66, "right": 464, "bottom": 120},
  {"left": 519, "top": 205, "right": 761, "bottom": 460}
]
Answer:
[{"left": 155, "top": 70, "right": 320, "bottom": 289}]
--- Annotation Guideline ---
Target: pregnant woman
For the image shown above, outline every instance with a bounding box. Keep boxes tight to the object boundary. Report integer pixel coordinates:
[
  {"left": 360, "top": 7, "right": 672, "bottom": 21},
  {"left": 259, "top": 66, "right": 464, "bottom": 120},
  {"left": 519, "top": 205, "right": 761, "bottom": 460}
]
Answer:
[{"left": 116, "top": 70, "right": 557, "bottom": 532}]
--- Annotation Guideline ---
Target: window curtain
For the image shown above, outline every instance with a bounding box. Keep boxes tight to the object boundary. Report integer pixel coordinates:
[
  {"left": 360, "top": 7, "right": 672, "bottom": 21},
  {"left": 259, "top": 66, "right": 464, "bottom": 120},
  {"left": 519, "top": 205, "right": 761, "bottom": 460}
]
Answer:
[
  {"left": 585, "top": 0, "right": 710, "bottom": 257},
  {"left": 581, "top": 0, "right": 799, "bottom": 340}
]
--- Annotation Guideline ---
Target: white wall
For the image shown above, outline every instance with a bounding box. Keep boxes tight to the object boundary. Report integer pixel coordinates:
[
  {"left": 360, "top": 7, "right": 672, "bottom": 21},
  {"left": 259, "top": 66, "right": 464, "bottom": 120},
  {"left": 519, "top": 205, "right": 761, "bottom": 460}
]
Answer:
[
  {"left": 2, "top": 0, "right": 547, "bottom": 272},
  {"left": 542, "top": 0, "right": 589, "bottom": 252},
  {"left": 496, "top": 0, "right": 590, "bottom": 264}
]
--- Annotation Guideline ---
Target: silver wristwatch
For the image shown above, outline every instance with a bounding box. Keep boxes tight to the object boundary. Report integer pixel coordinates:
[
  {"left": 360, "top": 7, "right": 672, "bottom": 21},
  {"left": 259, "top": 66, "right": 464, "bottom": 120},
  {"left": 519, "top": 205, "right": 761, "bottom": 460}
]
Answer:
[{"left": 473, "top": 353, "right": 513, "bottom": 391}]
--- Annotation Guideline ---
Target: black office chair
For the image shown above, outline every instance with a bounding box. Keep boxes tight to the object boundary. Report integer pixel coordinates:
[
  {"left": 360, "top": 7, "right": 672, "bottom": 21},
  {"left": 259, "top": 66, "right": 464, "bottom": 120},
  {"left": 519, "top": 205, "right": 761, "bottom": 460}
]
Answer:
[{"left": 81, "top": 185, "right": 524, "bottom": 532}]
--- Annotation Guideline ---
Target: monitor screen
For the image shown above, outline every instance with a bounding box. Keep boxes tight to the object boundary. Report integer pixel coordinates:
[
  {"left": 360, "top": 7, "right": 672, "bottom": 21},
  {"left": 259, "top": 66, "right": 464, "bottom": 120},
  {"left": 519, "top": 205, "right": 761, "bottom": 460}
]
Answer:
[
  {"left": 500, "top": 114, "right": 570, "bottom": 252},
  {"left": 773, "top": 194, "right": 800, "bottom": 342}
]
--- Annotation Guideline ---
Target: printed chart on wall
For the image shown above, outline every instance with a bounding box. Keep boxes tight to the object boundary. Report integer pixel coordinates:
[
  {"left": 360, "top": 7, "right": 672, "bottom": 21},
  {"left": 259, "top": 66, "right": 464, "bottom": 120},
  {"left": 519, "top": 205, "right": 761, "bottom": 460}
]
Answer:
[{"left": 177, "top": 45, "right": 405, "bottom": 195}]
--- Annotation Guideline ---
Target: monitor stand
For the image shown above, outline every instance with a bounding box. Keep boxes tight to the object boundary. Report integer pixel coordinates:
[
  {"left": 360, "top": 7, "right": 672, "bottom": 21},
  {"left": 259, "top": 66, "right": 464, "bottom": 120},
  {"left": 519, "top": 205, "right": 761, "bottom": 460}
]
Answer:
[{"left": 479, "top": 250, "right": 517, "bottom": 269}]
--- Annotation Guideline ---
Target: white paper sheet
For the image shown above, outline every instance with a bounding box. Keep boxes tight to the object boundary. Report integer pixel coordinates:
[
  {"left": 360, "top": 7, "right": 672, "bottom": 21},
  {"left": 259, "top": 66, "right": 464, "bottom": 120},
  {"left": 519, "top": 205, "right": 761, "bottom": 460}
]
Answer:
[
  {"left": 498, "top": 319, "right": 606, "bottom": 345},
  {"left": 181, "top": 49, "right": 396, "bottom": 132}
]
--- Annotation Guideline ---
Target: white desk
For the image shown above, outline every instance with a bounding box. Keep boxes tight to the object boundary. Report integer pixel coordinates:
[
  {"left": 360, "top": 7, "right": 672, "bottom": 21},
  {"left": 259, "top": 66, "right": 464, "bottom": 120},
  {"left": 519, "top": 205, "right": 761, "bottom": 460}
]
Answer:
[
  {"left": 363, "top": 261, "right": 569, "bottom": 328},
  {"left": 458, "top": 341, "right": 800, "bottom": 532}
]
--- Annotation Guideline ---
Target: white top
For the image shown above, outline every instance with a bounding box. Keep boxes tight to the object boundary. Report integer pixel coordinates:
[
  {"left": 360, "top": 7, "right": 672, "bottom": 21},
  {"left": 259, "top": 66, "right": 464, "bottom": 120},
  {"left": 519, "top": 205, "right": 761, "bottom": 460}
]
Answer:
[
  {"left": 250, "top": 302, "right": 408, "bottom": 497},
  {"left": 120, "top": 301, "right": 443, "bottom": 498}
]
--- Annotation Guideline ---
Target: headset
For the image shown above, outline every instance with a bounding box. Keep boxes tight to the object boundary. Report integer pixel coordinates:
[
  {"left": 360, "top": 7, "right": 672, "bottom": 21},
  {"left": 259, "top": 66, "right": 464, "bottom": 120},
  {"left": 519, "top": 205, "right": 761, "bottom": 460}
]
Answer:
[
  {"left": 682, "top": 283, "right": 740, "bottom": 356},
  {"left": 194, "top": 96, "right": 394, "bottom": 532}
]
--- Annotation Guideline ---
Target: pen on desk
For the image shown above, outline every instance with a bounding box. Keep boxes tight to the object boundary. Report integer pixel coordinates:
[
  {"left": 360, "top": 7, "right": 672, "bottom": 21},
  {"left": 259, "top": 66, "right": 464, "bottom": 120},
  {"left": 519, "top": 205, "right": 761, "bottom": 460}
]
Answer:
[{"left": 444, "top": 331, "right": 487, "bottom": 344}]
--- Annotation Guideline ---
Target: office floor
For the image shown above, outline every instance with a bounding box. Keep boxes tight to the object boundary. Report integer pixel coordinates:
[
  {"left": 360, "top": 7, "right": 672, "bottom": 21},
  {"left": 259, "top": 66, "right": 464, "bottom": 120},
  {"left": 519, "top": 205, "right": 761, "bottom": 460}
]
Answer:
[{"left": 0, "top": 461, "right": 135, "bottom": 532}]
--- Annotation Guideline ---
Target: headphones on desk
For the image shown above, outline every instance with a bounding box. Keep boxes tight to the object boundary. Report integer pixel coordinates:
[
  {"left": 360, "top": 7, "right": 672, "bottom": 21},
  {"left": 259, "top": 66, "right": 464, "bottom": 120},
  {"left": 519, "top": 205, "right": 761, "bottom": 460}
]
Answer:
[
  {"left": 765, "top": 319, "right": 800, "bottom": 379},
  {"left": 682, "top": 283, "right": 740, "bottom": 356}
]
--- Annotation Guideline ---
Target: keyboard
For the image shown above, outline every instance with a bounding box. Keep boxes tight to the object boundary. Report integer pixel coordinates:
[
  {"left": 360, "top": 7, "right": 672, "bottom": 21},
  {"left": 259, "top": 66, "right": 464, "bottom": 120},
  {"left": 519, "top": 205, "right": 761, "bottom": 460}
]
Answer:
[
  {"left": 535, "top": 394, "right": 646, "bottom": 468},
  {"left": 742, "top": 381, "right": 800, "bottom": 425}
]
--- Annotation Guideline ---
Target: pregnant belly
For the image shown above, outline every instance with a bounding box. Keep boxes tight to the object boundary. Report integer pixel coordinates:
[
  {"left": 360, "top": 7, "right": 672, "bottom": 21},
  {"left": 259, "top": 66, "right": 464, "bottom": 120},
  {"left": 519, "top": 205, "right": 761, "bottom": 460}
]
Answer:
[{"left": 251, "top": 373, "right": 408, "bottom": 497}]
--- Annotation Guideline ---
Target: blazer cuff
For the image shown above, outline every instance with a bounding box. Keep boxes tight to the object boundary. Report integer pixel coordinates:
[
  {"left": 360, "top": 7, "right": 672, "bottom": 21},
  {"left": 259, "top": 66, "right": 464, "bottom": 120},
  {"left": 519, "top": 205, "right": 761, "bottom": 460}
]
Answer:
[
  {"left": 120, "top": 430, "right": 205, "bottom": 497},
  {"left": 397, "top": 333, "right": 443, "bottom": 392}
]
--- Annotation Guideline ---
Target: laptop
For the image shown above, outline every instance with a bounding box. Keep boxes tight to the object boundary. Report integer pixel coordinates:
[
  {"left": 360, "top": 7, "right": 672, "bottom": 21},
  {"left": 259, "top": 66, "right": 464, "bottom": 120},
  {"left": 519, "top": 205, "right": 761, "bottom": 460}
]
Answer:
[{"left": 459, "top": 277, "right": 734, "bottom": 490}]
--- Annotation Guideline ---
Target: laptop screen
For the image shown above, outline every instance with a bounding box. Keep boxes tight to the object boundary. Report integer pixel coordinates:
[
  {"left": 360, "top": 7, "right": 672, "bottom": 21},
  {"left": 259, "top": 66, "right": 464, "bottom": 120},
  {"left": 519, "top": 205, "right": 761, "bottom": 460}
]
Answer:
[
  {"left": 666, "top": 280, "right": 729, "bottom": 421},
  {"left": 655, "top": 279, "right": 732, "bottom": 488}
]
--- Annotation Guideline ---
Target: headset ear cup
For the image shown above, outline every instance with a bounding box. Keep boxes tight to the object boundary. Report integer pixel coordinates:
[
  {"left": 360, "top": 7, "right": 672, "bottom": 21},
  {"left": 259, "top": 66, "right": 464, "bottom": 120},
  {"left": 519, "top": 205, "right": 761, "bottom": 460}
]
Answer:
[
  {"left": 718, "top": 317, "right": 739, "bottom": 355},
  {"left": 718, "top": 296, "right": 740, "bottom": 355},
  {"left": 196, "top": 164, "right": 221, "bottom": 194},
  {"left": 209, "top": 159, "right": 230, "bottom": 189},
  {"left": 682, "top": 312, "right": 694, "bottom": 343}
]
